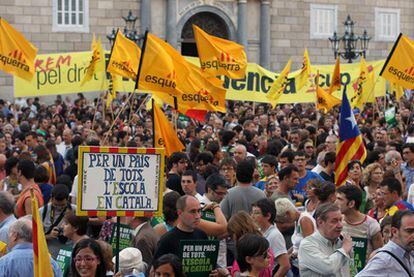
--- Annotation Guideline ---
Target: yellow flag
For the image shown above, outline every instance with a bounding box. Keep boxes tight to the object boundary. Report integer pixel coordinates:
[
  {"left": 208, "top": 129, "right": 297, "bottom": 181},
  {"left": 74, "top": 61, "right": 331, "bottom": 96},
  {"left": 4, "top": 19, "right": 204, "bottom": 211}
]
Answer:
[
  {"left": 152, "top": 63, "right": 226, "bottom": 113},
  {"left": 389, "top": 81, "right": 405, "bottom": 100},
  {"left": 81, "top": 34, "right": 105, "bottom": 86},
  {"left": 380, "top": 33, "right": 414, "bottom": 89},
  {"left": 137, "top": 33, "right": 191, "bottom": 97},
  {"left": 0, "top": 18, "right": 38, "bottom": 81},
  {"left": 315, "top": 71, "right": 341, "bottom": 113},
  {"left": 31, "top": 189, "right": 54, "bottom": 277},
  {"left": 295, "top": 49, "right": 311, "bottom": 90},
  {"left": 193, "top": 25, "right": 247, "bottom": 79},
  {"left": 365, "top": 70, "right": 376, "bottom": 103},
  {"left": 107, "top": 30, "right": 141, "bottom": 80},
  {"left": 329, "top": 57, "right": 341, "bottom": 94},
  {"left": 153, "top": 103, "right": 185, "bottom": 156},
  {"left": 106, "top": 73, "right": 121, "bottom": 108},
  {"left": 350, "top": 58, "right": 368, "bottom": 109},
  {"left": 267, "top": 59, "right": 292, "bottom": 108}
]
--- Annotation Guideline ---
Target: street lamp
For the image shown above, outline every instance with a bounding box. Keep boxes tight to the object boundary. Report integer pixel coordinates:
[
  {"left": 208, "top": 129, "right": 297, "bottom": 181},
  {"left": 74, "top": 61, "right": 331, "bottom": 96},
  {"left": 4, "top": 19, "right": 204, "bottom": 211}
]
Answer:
[
  {"left": 106, "top": 28, "right": 117, "bottom": 46},
  {"left": 328, "top": 15, "right": 371, "bottom": 63},
  {"left": 107, "top": 10, "right": 143, "bottom": 46}
]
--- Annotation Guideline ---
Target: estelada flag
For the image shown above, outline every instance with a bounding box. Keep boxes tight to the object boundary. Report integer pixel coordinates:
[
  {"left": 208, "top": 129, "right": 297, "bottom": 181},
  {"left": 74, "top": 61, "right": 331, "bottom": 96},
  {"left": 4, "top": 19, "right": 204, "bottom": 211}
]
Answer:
[
  {"left": 81, "top": 34, "right": 105, "bottom": 86},
  {"left": 136, "top": 33, "right": 191, "bottom": 97},
  {"left": 315, "top": 70, "right": 341, "bottom": 113},
  {"left": 31, "top": 189, "right": 54, "bottom": 277},
  {"left": 0, "top": 18, "right": 37, "bottom": 81},
  {"left": 107, "top": 30, "right": 141, "bottom": 80},
  {"left": 153, "top": 103, "right": 185, "bottom": 156},
  {"left": 380, "top": 33, "right": 414, "bottom": 89},
  {"left": 266, "top": 59, "right": 291, "bottom": 109},
  {"left": 334, "top": 91, "right": 367, "bottom": 187},
  {"left": 329, "top": 57, "right": 341, "bottom": 94},
  {"left": 193, "top": 25, "right": 247, "bottom": 79},
  {"left": 295, "top": 48, "right": 311, "bottom": 90}
]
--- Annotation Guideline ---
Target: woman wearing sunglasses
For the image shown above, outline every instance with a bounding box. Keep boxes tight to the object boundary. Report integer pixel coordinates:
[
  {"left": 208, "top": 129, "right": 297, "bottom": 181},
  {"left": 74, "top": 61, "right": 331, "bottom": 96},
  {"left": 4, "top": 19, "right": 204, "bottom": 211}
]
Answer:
[
  {"left": 236, "top": 233, "right": 271, "bottom": 277},
  {"left": 71, "top": 238, "right": 107, "bottom": 277}
]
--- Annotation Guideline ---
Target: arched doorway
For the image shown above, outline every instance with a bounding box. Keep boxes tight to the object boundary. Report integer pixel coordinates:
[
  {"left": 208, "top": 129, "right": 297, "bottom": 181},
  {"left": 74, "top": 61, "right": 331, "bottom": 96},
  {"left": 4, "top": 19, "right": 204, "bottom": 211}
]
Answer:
[{"left": 180, "top": 12, "right": 230, "bottom": 57}]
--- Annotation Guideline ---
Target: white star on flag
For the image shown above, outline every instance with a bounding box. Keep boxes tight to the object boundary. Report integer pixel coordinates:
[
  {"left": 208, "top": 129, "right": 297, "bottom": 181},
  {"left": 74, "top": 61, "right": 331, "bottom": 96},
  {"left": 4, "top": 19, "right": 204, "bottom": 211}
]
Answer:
[{"left": 346, "top": 115, "right": 357, "bottom": 130}]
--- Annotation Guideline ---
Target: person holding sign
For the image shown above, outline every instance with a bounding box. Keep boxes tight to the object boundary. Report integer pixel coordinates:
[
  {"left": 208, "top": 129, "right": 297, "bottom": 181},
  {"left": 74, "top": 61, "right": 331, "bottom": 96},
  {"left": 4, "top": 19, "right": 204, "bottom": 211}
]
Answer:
[
  {"left": 154, "top": 195, "right": 208, "bottom": 260},
  {"left": 335, "top": 185, "right": 383, "bottom": 274}
]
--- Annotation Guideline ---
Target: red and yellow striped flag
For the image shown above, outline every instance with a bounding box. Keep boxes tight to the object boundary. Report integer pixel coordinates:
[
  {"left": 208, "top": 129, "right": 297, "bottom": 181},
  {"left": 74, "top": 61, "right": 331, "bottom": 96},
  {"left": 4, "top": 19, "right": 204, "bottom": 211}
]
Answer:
[
  {"left": 31, "top": 189, "right": 54, "bottom": 277},
  {"left": 334, "top": 92, "right": 367, "bottom": 186}
]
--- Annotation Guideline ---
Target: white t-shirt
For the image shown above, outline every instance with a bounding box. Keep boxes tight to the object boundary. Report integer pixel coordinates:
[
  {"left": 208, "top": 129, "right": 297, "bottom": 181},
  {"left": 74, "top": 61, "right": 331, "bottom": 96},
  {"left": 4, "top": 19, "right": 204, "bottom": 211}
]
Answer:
[
  {"left": 342, "top": 214, "right": 381, "bottom": 258},
  {"left": 263, "top": 224, "right": 287, "bottom": 259},
  {"left": 70, "top": 175, "right": 78, "bottom": 204},
  {"left": 407, "top": 183, "right": 414, "bottom": 206},
  {"left": 292, "top": 211, "right": 317, "bottom": 254}
]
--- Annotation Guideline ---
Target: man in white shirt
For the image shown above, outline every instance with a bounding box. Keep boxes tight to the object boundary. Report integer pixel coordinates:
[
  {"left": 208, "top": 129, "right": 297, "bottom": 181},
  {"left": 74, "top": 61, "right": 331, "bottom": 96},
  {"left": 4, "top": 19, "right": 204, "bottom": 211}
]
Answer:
[
  {"left": 357, "top": 210, "right": 414, "bottom": 276},
  {"left": 298, "top": 203, "right": 353, "bottom": 277},
  {"left": 56, "top": 129, "right": 72, "bottom": 160}
]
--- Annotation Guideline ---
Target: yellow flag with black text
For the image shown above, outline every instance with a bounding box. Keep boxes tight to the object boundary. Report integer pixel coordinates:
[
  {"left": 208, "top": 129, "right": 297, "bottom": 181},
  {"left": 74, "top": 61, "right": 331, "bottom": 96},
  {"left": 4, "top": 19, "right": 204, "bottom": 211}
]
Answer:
[
  {"left": 329, "top": 57, "right": 341, "bottom": 94},
  {"left": 193, "top": 25, "right": 247, "bottom": 79},
  {"left": 267, "top": 59, "right": 292, "bottom": 108},
  {"left": 136, "top": 33, "right": 191, "bottom": 97},
  {"left": 106, "top": 73, "right": 121, "bottom": 108},
  {"left": 81, "top": 34, "right": 105, "bottom": 86},
  {"left": 296, "top": 49, "right": 312, "bottom": 90},
  {"left": 107, "top": 30, "right": 141, "bottom": 80},
  {"left": 350, "top": 58, "right": 368, "bottom": 109},
  {"left": 153, "top": 104, "right": 185, "bottom": 156},
  {"left": 0, "top": 18, "right": 37, "bottom": 81},
  {"left": 153, "top": 63, "right": 226, "bottom": 113},
  {"left": 380, "top": 33, "right": 414, "bottom": 89}
]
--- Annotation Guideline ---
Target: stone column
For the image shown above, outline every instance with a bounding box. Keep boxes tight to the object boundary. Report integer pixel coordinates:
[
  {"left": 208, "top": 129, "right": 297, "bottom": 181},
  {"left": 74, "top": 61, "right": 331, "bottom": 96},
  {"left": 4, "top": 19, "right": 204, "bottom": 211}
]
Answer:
[
  {"left": 260, "top": 0, "right": 271, "bottom": 69},
  {"left": 140, "top": 0, "right": 151, "bottom": 33},
  {"left": 237, "top": 0, "right": 248, "bottom": 48},
  {"left": 166, "top": 0, "right": 177, "bottom": 48}
]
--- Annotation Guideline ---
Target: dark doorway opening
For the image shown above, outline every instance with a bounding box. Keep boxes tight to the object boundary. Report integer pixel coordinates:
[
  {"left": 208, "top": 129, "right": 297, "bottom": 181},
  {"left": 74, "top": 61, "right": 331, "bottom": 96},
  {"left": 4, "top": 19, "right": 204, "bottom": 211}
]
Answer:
[
  {"left": 181, "top": 42, "right": 198, "bottom": 57},
  {"left": 181, "top": 11, "right": 230, "bottom": 57}
]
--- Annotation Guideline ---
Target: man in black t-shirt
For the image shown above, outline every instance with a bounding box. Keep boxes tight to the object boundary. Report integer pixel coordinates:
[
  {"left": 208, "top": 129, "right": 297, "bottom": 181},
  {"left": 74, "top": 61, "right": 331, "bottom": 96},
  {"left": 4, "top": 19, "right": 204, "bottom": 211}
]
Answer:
[
  {"left": 166, "top": 152, "right": 189, "bottom": 195},
  {"left": 319, "top": 151, "right": 335, "bottom": 183},
  {"left": 154, "top": 195, "right": 208, "bottom": 259}
]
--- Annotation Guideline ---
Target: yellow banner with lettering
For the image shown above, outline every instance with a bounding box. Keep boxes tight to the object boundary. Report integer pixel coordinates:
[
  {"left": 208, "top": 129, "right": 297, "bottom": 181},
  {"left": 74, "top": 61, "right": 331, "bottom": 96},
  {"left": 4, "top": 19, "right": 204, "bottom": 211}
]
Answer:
[{"left": 14, "top": 51, "right": 386, "bottom": 103}]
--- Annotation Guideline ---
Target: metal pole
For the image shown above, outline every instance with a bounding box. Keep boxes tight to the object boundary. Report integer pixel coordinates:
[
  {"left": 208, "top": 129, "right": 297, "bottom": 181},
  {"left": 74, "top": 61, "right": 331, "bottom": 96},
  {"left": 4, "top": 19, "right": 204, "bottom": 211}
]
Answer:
[{"left": 115, "top": 216, "right": 121, "bottom": 273}]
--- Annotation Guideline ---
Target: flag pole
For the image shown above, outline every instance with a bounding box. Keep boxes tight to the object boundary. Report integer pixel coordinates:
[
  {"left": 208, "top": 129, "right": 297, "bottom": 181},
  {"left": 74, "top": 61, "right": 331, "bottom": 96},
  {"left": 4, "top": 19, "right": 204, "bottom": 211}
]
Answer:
[
  {"left": 103, "top": 30, "right": 149, "bottom": 145},
  {"left": 115, "top": 216, "right": 121, "bottom": 273},
  {"left": 152, "top": 98, "right": 155, "bottom": 148}
]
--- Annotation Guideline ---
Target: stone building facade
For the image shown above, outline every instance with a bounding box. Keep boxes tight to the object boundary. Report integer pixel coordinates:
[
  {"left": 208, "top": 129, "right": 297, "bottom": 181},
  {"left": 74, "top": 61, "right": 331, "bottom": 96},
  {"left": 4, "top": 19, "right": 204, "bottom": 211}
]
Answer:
[{"left": 1, "top": 0, "right": 413, "bottom": 100}]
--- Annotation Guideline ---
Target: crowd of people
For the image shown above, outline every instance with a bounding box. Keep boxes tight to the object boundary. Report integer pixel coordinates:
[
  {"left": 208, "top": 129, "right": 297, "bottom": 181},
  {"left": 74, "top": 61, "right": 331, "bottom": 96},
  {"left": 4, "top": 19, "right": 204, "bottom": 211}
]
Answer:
[{"left": 0, "top": 92, "right": 413, "bottom": 276}]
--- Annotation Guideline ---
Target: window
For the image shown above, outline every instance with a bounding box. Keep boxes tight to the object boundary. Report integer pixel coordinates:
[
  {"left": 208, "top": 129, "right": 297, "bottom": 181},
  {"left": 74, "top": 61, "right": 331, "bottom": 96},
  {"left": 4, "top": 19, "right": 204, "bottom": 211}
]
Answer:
[
  {"left": 310, "top": 4, "right": 337, "bottom": 39},
  {"left": 375, "top": 8, "right": 400, "bottom": 41},
  {"left": 53, "top": 0, "right": 89, "bottom": 32}
]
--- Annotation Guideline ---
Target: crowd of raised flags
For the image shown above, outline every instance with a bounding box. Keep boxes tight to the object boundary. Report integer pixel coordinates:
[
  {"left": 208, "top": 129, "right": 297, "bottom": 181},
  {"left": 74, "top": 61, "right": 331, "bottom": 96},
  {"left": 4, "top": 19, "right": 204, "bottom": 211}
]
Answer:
[{"left": 1, "top": 16, "right": 414, "bottom": 276}]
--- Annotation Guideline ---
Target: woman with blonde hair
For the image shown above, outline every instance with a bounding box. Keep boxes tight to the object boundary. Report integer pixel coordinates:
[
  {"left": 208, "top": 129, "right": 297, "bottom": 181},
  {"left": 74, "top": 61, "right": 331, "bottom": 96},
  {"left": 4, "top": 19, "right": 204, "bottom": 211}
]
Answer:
[
  {"left": 227, "top": 211, "right": 274, "bottom": 277},
  {"left": 362, "top": 162, "right": 384, "bottom": 200}
]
